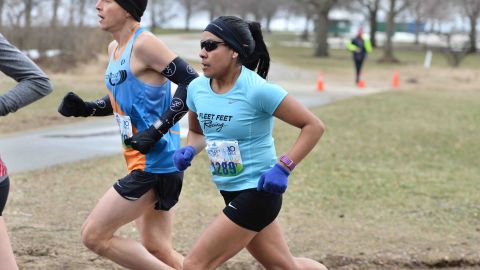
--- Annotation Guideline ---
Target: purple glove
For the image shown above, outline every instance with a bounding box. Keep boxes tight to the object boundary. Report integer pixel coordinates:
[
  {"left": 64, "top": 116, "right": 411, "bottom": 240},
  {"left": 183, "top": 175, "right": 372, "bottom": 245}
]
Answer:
[
  {"left": 173, "top": 146, "right": 196, "bottom": 171},
  {"left": 257, "top": 163, "right": 290, "bottom": 194}
]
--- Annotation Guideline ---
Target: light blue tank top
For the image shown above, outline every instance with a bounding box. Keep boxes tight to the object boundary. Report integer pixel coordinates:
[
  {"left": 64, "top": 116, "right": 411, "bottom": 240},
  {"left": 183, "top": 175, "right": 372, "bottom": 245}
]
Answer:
[{"left": 105, "top": 27, "right": 180, "bottom": 173}]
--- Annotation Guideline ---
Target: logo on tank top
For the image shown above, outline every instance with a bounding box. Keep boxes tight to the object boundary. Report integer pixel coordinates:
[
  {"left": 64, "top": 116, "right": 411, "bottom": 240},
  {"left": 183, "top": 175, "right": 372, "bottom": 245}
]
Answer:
[{"left": 106, "top": 70, "right": 127, "bottom": 86}]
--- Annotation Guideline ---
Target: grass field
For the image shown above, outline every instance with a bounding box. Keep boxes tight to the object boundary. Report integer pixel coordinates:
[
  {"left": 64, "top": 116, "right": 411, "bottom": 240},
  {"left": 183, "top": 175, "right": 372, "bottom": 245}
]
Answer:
[
  {"left": 1, "top": 31, "right": 479, "bottom": 133},
  {"left": 266, "top": 32, "right": 480, "bottom": 70},
  {"left": 5, "top": 88, "right": 480, "bottom": 269}
]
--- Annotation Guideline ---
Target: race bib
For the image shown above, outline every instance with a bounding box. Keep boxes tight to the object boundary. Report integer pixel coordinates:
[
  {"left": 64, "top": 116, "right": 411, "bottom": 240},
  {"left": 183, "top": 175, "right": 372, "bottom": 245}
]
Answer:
[
  {"left": 206, "top": 140, "right": 244, "bottom": 177},
  {"left": 114, "top": 113, "right": 133, "bottom": 146}
]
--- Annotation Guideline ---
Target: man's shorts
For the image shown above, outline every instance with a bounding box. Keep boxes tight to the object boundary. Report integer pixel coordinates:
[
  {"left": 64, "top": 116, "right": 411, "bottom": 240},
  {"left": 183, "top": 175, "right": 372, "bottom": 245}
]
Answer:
[
  {"left": 220, "top": 188, "right": 282, "bottom": 232},
  {"left": 0, "top": 177, "right": 10, "bottom": 216},
  {"left": 114, "top": 170, "right": 183, "bottom": 211}
]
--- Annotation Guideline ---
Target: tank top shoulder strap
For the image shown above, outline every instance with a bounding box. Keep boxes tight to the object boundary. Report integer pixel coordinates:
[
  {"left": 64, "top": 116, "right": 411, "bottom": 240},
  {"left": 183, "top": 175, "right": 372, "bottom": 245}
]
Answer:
[
  {"left": 127, "top": 27, "right": 145, "bottom": 54},
  {"left": 110, "top": 27, "right": 145, "bottom": 63}
]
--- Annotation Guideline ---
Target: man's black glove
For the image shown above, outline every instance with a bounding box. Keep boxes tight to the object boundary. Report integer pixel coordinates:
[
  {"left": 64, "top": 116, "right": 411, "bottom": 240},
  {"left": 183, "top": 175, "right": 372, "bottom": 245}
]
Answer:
[
  {"left": 124, "top": 125, "right": 163, "bottom": 154},
  {"left": 58, "top": 92, "right": 94, "bottom": 117}
]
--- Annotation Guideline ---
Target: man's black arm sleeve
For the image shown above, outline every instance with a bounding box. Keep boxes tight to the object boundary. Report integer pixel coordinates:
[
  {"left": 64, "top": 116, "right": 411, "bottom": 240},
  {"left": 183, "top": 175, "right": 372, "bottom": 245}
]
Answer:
[
  {"left": 155, "top": 57, "right": 198, "bottom": 134},
  {"left": 86, "top": 95, "right": 113, "bottom": 116}
]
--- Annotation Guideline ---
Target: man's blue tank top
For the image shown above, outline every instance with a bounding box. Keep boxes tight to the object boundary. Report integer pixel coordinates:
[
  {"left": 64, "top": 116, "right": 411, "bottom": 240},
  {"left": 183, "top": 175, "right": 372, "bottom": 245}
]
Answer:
[{"left": 104, "top": 27, "right": 180, "bottom": 173}]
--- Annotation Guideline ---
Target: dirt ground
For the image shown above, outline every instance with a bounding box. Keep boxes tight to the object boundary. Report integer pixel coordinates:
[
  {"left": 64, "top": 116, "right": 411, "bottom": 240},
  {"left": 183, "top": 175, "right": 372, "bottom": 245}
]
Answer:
[{"left": 7, "top": 153, "right": 480, "bottom": 270}]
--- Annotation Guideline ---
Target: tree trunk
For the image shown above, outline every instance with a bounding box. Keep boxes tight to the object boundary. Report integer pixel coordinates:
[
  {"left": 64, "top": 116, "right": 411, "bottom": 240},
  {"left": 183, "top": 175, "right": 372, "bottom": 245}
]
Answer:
[
  {"left": 414, "top": 19, "right": 420, "bottom": 45},
  {"left": 150, "top": 1, "right": 157, "bottom": 32},
  {"left": 78, "top": 0, "right": 86, "bottom": 27},
  {"left": 380, "top": 0, "right": 399, "bottom": 62},
  {"left": 314, "top": 12, "right": 329, "bottom": 57},
  {"left": 369, "top": 10, "right": 377, "bottom": 47},
  {"left": 0, "top": 0, "right": 4, "bottom": 30},
  {"left": 468, "top": 15, "right": 477, "bottom": 53},
  {"left": 68, "top": 0, "right": 75, "bottom": 27},
  {"left": 19, "top": 0, "right": 33, "bottom": 50},
  {"left": 185, "top": 9, "right": 191, "bottom": 31},
  {"left": 208, "top": 5, "right": 215, "bottom": 21},
  {"left": 24, "top": 0, "right": 32, "bottom": 32},
  {"left": 367, "top": 0, "right": 379, "bottom": 48},
  {"left": 284, "top": 13, "right": 290, "bottom": 32},
  {"left": 265, "top": 15, "right": 273, "bottom": 33},
  {"left": 50, "top": 0, "right": 60, "bottom": 28},
  {"left": 301, "top": 14, "right": 311, "bottom": 41}
]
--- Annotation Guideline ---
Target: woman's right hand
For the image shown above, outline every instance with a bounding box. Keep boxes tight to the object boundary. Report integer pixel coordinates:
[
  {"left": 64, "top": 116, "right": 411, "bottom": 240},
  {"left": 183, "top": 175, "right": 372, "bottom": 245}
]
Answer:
[{"left": 173, "top": 146, "right": 196, "bottom": 171}]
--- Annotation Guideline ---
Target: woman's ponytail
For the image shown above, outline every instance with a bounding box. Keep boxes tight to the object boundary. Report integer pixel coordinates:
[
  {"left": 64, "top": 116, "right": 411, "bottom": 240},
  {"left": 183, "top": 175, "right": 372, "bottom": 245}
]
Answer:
[{"left": 245, "top": 21, "right": 270, "bottom": 79}]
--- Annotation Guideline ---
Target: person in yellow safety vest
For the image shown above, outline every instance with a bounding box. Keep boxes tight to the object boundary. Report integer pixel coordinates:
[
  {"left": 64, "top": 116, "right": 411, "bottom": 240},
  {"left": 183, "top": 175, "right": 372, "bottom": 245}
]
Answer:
[{"left": 346, "top": 27, "right": 372, "bottom": 85}]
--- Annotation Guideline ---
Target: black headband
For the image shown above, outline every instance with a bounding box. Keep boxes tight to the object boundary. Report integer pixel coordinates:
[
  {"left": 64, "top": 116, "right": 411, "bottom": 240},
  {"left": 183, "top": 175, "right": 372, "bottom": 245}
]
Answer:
[
  {"left": 204, "top": 19, "right": 253, "bottom": 59},
  {"left": 115, "top": 0, "right": 147, "bottom": 22}
]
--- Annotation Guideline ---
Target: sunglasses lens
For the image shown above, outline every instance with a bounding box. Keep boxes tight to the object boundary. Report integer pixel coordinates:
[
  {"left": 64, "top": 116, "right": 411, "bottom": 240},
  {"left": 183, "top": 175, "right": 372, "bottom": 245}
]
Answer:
[{"left": 201, "top": 40, "right": 219, "bottom": 52}]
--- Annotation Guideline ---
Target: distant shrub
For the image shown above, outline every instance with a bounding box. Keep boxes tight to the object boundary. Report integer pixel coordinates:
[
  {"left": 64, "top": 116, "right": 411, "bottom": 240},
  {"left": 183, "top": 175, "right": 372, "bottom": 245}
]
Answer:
[{"left": 3, "top": 26, "right": 110, "bottom": 72}]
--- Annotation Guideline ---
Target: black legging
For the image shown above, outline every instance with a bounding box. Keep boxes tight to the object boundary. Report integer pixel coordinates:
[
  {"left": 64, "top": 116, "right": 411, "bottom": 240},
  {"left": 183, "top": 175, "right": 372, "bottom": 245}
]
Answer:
[
  {"left": 0, "top": 177, "right": 9, "bottom": 216},
  {"left": 354, "top": 56, "right": 365, "bottom": 83}
]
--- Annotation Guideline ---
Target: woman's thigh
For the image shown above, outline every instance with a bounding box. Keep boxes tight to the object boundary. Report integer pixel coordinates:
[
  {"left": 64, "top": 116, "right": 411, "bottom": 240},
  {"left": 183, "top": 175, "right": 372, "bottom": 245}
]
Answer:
[
  {"left": 185, "top": 212, "right": 257, "bottom": 269},
  {"left": 246, "top": 219, "right": 297, "bottom": 269}
]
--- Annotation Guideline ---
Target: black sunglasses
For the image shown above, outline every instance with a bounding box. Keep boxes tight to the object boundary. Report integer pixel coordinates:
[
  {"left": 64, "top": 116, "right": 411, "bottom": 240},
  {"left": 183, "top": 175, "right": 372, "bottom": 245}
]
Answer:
[{"left": 200, "top": 40, "right": 225, "bottom": 52}]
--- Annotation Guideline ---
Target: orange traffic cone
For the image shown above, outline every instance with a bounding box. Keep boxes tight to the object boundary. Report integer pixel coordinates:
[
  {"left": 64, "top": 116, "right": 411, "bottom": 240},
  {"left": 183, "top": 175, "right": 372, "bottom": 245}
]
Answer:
[
  {"left": 357, "top": 79, "right": 366, "bottom": 88},
  {"left": 316, "top": 71, "right": 324, "bottom": 92},
  {"left": 391, "top": 71, "right": 400, "bottom": 89}
]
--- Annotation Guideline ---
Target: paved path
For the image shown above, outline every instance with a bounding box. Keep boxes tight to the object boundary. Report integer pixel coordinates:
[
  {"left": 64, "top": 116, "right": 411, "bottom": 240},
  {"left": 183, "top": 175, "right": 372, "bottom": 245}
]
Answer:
[{"left": 0, "top": 34, "right": 384, "bottom": 174}]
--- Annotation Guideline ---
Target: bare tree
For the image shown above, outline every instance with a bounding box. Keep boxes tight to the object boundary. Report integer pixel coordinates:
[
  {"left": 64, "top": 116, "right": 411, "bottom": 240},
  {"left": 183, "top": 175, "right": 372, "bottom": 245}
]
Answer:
[
  {"left": 340, "top": 0, "right": 381, "bottom": 47},
  {"left": 68, "top": 0, "right": 75, "bottom": 26},
  {"left": 6, "top": 0, "right": 24, "bottom": 30},
  {"left": 231, "top": 0, "right": 252, "bottom": 18},
  {"left": 50, "top": 0, "right": 61, "bottom": 28},
  {"left": 260, "top": 0, "right": 284, "bottom": 33},
  {"left": 236, "top": 0, "right": 283, "bottom": 32},
  {"left": 309, "top": 0, "right": 339, "bottom": 57},
  {"left": 150, "top": 0, "right": 159, "bottom": 31},
  {"left": 359, "top": 0, "right": 380, "bottom": 48},
  {"left": 379, "top": 0, "right": 410, "bottom": 62},
  {"left": 285, "top": 0, "right": 316, "bottom": 41},
  {"left": 406, "top": 0, "right": 442, "bottom": 45},
  {"left": 78, "top": 0, "right": 87, "bottom": 27},
  {"left": 462, "top": 0, "right": 480, "bottom": 53},
  {"left": 300, "top": 1, "right": 316, "bottom": 41},
  {"left": 24, "top": 0, "right": 33, "bottom": 32},
  {"left": 178, "top": 0, "right": 204, "bottom": 31},
  {"left": 0, "top": 0, "right": 5, "bottom": 30},
  {"left": 240, "top": 0, "right": 263, "bottom": 21},
  {"left": 203, "top": 0, "right": 231, "bottom": 21},
  {"left": 150, "top": 0, "right": 177, "bottom": 31}
]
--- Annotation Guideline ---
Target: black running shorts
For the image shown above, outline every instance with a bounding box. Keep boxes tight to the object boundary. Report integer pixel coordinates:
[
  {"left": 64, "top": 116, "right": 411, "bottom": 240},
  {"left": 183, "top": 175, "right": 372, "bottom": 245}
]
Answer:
[
  {"left": 220, "top": 188, "right": 282, "bottom": 232},
  {"left": 114, "top": 170, "right": 183, "bottom": 211},
  {"left": 0, "top": 177, "right": 10, "bottom": 216}
]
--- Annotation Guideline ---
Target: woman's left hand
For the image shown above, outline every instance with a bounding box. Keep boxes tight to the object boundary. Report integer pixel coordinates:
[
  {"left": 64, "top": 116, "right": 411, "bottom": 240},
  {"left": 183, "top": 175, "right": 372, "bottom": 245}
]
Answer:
[{"left": 257, "top": 163, "right": 289, "bottom": 194}]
